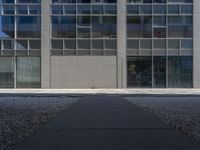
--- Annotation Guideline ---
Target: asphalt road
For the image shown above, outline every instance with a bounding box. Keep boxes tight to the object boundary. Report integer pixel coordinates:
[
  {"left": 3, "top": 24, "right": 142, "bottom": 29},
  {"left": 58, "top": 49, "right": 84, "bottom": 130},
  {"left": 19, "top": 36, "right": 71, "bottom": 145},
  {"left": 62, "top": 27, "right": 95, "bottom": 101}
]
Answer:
[{"left": 12, "top": 95, "right": 200, "bottom": 150}]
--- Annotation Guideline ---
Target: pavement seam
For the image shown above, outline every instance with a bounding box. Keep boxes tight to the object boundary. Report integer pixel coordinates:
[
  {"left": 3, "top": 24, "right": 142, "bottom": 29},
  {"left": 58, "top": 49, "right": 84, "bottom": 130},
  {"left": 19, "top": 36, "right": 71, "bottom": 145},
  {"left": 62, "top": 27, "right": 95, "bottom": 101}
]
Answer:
[{"left": 46, "top": 128, "right": 174, "bottom": 130}]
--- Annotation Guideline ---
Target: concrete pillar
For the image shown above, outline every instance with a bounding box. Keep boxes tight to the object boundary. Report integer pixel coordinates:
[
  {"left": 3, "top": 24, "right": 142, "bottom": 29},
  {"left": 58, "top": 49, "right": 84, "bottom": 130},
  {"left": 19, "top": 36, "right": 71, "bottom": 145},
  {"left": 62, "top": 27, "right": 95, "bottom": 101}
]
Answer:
[
  {"left": 41, "top": 0, "right": 51, "bottom": 88},
  {"left": 117, "top": 0, "right": 127, "bottom": 88},
  {"left": 193, "top": 1, "right": 200, "bottom": 88}
]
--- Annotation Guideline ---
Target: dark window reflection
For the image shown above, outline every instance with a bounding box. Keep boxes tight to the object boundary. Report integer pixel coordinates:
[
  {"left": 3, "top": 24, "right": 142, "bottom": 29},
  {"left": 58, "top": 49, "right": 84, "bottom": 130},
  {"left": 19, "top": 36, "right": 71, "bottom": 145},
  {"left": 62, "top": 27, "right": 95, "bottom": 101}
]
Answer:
[
  {"left": 127, "top": 16, "right": 152, "bottom": 38},
  {"left": 0, "top": 57, "right": 14, "bottom": 88},
  {"left": 127, "top": 56, "right": 193, "bottom": 88},
  {"left": 153, "top": 56, "right": 166, "bottom": 88},
  {"left": 16, "top": 57, "right": 41, "bottom": 88},
  {"left": 168, "top": 56, "right": 192, "bottom": 88},
  {"left": 127, "top": 57, "right": 152, "bottom": 88},
  {"left": 0, "top": 16, "right": 14, "bottom": 38},
  {"left": 17, "top": 16, "right": 41, "bottom": 38},
  {"left": 52, "top": 16, "right": 76, "bottom": 38}
]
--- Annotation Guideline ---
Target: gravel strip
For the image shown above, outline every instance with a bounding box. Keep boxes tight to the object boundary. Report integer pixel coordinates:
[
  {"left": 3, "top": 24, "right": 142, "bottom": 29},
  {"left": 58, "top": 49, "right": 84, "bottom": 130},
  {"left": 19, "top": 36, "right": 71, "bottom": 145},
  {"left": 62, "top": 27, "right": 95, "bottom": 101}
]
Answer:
[
  {"left": 0, "top": 96, "right": 78, "bottom": 150},
  {"left": 126, "top": 96, "right": 200, "bottom": 143}
]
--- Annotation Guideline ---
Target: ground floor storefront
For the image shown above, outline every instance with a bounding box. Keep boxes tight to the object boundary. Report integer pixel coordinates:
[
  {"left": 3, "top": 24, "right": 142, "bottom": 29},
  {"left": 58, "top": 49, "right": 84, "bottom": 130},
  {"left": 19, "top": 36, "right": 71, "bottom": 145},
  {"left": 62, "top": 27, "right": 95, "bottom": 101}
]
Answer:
[
  {"left": 0, "top": 56, "right": 193, "bottom": 88},
  {"left": 127, "top": 56, "right": 193, "bottom": 88},
  {"left": 0, "top": 57, "right": 41, "bottom": 88}
]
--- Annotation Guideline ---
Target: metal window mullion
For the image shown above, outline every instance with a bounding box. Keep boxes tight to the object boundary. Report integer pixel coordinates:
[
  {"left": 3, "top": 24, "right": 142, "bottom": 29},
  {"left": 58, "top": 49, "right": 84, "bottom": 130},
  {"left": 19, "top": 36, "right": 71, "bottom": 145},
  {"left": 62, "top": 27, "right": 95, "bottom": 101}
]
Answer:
[
  {"left": 179, "top": 38, "right": 182, "bottom": 55},
  {"left": 166, "top": 4, "right": 169, "bottom": 88},
  {"left": 151, "top": 3, "right": 154, "bottom": 88},
  {"left": 28, "top": 39, "right": 30, "bottom": 50},
  {"left": 28, "top": 5, "right": 30, "bottom": 15},
  {"left": 0, "top": 40, "right": 2, "bottom": 55},
  {"left": 62, "top": 39, "right": 64, "bottom": 55},
  {"left": 103, "top": 39, "right": 106, "bottom": 56},
  {"left": 90, "top": 3, "right": 92, "bottom": 55},
  {"left": 166, "top": 55, "right": 169, "bottom": 88},
  {"left": 14, "top": 56, "right": 17, "bottom": 88},
  {"left": 76, "top": 4, "right": 78, "bottom": 55},
  {"left": 14, "top": 0, "right": 17, "bottom": 88},
  {"left": 152, "top": 55, "right": 154, "bottom": 88}
]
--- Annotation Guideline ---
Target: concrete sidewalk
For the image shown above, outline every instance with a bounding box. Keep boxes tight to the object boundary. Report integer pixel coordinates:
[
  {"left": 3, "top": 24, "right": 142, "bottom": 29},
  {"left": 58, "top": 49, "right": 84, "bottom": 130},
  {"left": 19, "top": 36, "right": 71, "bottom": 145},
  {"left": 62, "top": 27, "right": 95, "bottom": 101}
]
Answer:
[
  {"left": 1, "top": 89, "right": 200, "bottom": 95},
  {"left": 12, "top": 95, "right": 200, "bottom": 150}
]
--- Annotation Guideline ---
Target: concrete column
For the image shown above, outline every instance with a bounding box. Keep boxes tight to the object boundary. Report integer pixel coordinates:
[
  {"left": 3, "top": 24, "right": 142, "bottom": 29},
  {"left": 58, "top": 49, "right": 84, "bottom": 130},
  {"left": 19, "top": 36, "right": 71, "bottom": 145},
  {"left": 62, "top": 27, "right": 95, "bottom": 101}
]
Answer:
[
  {"left": 117, "top": 0, "right": 127, "bottom": 88},
  {"left": 41, "top": 0, "right": 51, "bottom": 88},
  {"left": 193, "top": 1, "right": 200, "bottom": 88}
]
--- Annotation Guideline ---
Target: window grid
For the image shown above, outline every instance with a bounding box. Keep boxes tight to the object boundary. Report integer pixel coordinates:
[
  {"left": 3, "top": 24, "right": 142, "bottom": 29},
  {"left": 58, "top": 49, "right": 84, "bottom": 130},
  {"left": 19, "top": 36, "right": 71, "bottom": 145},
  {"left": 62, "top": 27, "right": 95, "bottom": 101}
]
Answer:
[
  {"left": 0, "top": 1, "right": 41, "bottom": 56},
  {"left": 51, "top": 1, "right": 117, "bottom": 56},
  {"left": 126, "top": 1, "right": 193, "bottom": 56}
]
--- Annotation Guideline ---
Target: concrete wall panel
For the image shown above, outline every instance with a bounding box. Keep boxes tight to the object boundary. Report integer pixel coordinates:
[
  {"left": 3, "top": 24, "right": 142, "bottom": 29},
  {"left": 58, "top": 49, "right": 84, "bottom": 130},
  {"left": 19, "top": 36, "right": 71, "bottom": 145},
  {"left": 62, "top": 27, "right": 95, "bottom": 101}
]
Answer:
[
  {"left": 50, "top": 56, "right": 117, "bottom": 88},
  {"left": 193, "top": 1, "right": 200, "bottom": 88}
]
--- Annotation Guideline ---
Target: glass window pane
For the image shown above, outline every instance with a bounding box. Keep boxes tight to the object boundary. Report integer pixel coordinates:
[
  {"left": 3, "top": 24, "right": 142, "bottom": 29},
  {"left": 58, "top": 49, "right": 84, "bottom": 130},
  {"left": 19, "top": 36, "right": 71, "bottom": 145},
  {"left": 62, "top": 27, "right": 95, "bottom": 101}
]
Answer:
[
  {"left": 127, "top": 39, "right": 139, "bottom": 50},
  {"left": 140, "top": 39, "right": 152, "bottom": 49},
  {"left": 168, "top": 56, "right": 192, "bottom": 88},
  {"left": 29, "top": 40, "right": 41, "bottom": 49},
  {"left": 16, "top": 57, "right": 41, "bottom": 88},
  {"left": 78, "top": 40, "right": 90, "bottom": 49},
  {"left": 127, "top": 16, "right": 152, "bottom": 38},
  {"left": 78, "top": 27, "right": 90, "bottom": 38},
  {"left": 105, "top": 39, "right": 116, "bottom": 49},
  {"left": 64, "top": 40, "right": 76, "bottom": 49},
  {"left": 16, "top": 40, "right": 28, "bottom": 50},
  {"left": 168, "top": 39, "right": 180, "bottom": 49},
  {"left": 181, "top": 39, "right": 193, "bottom": 50},
  {"left": 92, "top": 40, "right": 103, "bottom": 49},
  {"left": 52, "top": 16, "right": 76, "bottom": 38},
  {"left": 0, "top": 16, "right": 15, "bottom": 38},
  {"left": 17, "top": 16, "right": 41, "bottom": 38},
  {"left": 153, "top": 56, "right": 166, "bottom": 88},
  {"left": 3, "top": 39, "right": 14, "bottom": 49},
  {"left": 127, "top": 57, "right": 152, "bottom": 88},
  {"left": 52, "top": 40, "right": 63, "bottom": 49},
  {"left": 0, "top": 57, "right": 14, "bottom": 88},
  {"left": 153, "top": 39, "right": 166, "bottom": 49}
]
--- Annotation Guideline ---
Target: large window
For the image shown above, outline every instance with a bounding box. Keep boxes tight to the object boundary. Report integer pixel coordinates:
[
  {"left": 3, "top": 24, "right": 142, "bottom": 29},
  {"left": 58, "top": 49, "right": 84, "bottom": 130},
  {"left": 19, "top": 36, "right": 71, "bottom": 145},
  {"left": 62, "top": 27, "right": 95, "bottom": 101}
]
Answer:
[
  {"left": 52, "top": 16, "right": 76, "bottom": 38},
  {"left": 17, "top": 16, "right": 41, "bottom": 38},
  {"left": 0, "top": 1, "right": 41, "bottom": 53},
  {"left": 0, "top": 1, "right": 41, "bottom": 88},
  {"left": 168, "top": 56, "right": 193, "bottom": 88},
  {"left": 0, "top": 57, "right": 41, "bottom": 88},
  {"left": 126, "top": 1, "right": 193, "bottom": 88},
  {"left": 51, "top": 0, "right": 117, "bottom": 56},
  {"left": 0, "top": 16, "right": 14, "bottom": 38},
  {"left": 126, "top": 1, "right": 193, "bottom": 54},
  {"left": 153, "top": 56, "right": 166, "bottom": 88},
  {"left": 16, "top": 57, "right": 41, "bottom": 88},
  {"left": 127, "top": 57, "right": 152, "bottom": 88},
  {"left": 127, "top": 56, "right": 193, "bottom": 88},
  {"left": 127, "top": 16, "right": 152, "bottom": 38},
  {"left": 0, "top": 57, "right": 14, "bottom": 88}
]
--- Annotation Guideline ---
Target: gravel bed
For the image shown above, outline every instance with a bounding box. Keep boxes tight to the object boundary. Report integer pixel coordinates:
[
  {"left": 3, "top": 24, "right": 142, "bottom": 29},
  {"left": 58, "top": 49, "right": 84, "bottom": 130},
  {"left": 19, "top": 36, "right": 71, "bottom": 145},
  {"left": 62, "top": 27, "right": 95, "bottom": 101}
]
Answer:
[
  {"left": 126, "top": 96, "right": 200, "bottom": 143},
  {"left": 0, "top": 96, "right": 78, "bottom": 150}
]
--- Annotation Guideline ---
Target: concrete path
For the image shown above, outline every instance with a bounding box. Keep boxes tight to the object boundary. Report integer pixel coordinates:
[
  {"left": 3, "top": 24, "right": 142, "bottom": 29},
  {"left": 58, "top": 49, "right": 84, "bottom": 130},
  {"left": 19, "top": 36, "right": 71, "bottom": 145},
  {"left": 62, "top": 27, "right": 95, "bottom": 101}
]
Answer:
[{"left": 12, "top": 95, "right": 200, "bottom": 150}]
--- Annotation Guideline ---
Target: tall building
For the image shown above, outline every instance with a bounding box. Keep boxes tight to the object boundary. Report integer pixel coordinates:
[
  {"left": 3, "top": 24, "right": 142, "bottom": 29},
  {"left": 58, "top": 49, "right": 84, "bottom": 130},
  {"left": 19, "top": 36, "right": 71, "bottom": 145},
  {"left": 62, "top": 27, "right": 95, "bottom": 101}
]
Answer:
[{"left": 0, "top": 0, "right": 197, "bottom": 88}]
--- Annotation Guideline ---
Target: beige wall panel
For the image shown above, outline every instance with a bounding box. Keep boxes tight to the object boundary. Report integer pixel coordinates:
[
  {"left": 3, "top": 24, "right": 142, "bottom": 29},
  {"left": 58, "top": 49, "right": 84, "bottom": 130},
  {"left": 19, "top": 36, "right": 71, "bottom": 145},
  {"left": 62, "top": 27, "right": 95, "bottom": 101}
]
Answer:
[{"left": 50, "top": 56, "right": 117, "bottom": 88}]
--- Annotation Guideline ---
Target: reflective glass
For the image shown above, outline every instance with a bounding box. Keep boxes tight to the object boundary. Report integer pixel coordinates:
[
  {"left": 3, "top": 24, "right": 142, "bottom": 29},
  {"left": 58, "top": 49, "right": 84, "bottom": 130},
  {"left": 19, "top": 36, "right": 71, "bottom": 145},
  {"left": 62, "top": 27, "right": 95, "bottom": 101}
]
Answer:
[
  {"left": 127, "top": 57, "right": 152, "bottom": 88},
  {"left": 16, "top": 57, "right": 41, "bottom": 88},
  {"left": 17, "top": 16, "right": 41, "bottom": 38},
  {"left": 153, "top": 56, "right": 166, "bottom": 88},
  {"left": 0, "top": 57, "right": 14, "bottom": 88},
  {"left": 168, "top": 56, "right": 192, "bottom": 88},
  {"left": 0, "top": 16, "right": 14, "bottom": 38}
]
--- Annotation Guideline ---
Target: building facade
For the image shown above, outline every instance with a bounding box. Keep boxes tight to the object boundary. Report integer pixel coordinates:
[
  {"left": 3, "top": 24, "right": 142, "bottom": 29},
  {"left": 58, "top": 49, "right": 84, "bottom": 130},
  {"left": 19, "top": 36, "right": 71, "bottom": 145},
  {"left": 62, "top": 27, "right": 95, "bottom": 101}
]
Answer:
[{"left": 0, "top": 0, "right": 198, "bottom": 88}]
